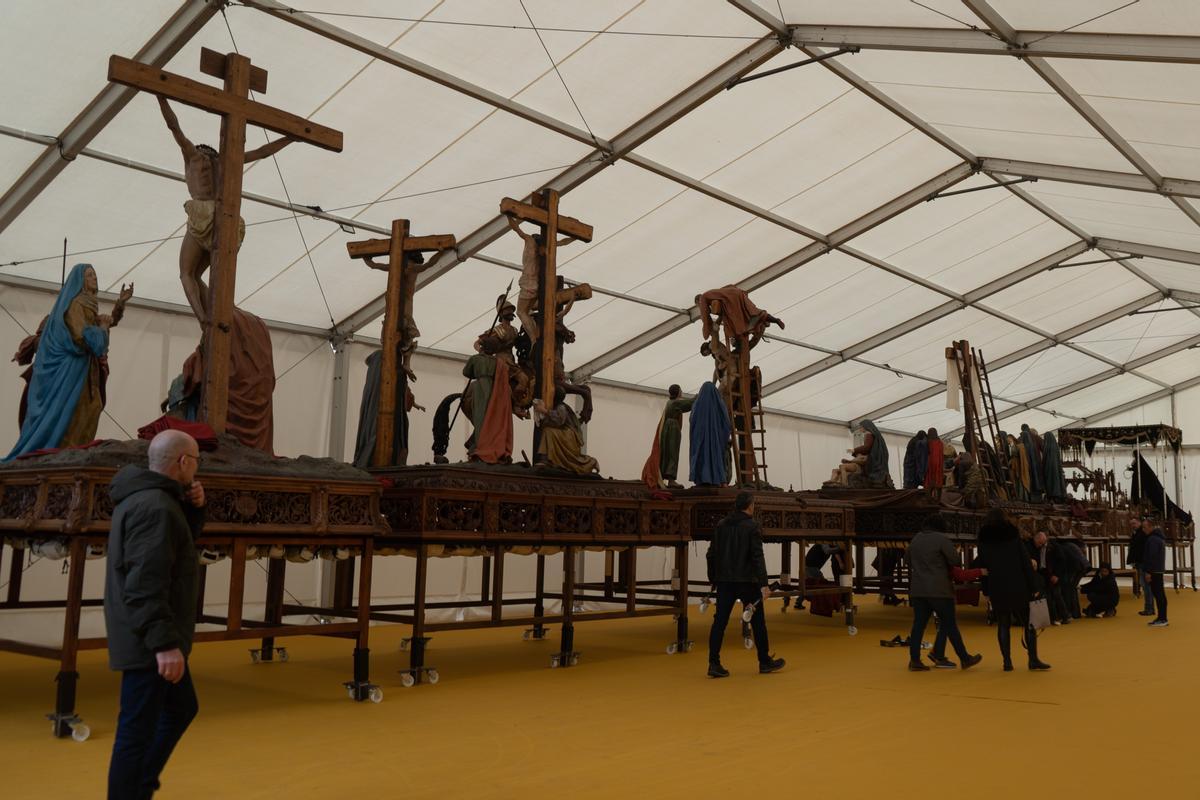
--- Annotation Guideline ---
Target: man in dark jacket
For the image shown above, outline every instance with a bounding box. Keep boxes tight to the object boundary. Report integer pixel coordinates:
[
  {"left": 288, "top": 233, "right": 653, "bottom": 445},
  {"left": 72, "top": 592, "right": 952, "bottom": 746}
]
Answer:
[
  {"left": 1082, "top": 563, "right": 1120, "bottom": 618},
  {"left": 905, "top": 513, "right": 983, "bottom": 671},
  {"left": 1142, "top": 518, "right": 1169, "bottom": 627},
  {"left": 105, "top": 429, "right": 205, "bottom": 798},
  {"left": 706, "top": 492, "right": 785, "bottom": 677},
  {"left": 1130, "top": 517, "right": 1156, "bottom": 616}
]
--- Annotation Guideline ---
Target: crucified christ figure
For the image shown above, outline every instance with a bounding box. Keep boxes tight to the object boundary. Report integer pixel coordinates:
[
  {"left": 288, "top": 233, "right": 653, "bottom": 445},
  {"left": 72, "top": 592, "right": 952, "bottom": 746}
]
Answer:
[
  {"left": 159, "top": 97, "right": 294, "bottom": 326},
  {"left": 365, "top": 250, "right": 433, "bottom": 383},
  {"left": 503, "top": 213, "right": 578, "bottom": 345}
]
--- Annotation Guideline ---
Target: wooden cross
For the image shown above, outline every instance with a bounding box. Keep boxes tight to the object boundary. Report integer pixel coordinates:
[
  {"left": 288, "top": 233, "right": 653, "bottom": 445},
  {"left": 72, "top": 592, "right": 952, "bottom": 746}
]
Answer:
[
  {"left": 108, "top": 47, "right": 343, "bottom": 434},
  {"left": 499, "top": 190, "right": 592, "bottom": 411},
  {"left": 347, "top": 220, "right": 456, "bottom": 467}
]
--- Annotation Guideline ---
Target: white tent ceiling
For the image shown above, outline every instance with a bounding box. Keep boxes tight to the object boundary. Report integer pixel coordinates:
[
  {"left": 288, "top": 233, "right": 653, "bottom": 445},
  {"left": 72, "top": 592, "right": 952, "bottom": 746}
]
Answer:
[{"left": 2, "top": 0, "right": 1199, "bottom": 437}]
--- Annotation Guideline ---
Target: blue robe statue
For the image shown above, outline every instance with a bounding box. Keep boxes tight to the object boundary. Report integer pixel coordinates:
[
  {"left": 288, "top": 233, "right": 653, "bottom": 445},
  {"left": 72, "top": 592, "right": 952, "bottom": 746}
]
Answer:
[{"left": 689, "top": 381, "right": 731, "bottom": 486}]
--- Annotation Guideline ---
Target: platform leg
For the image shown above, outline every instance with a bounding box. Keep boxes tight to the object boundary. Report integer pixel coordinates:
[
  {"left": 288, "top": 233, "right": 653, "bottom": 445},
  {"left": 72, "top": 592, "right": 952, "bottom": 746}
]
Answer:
[
  {"left": 667, "top": 543, "right": 692, "bottom": 654},
  {"left": 553, "top": 547, "right": 578, "bottom": 668},
  {"left": 491, "top": 546, "right": 504, "bottom": 622},
  {"left": 481, "top": 555, "right": 492, "bottom": 605},
  {"left": 344, "top": 542, "right": 380, "bottom": 700},
  {"left": 625, "top": 547, "right": 637, "bottom": 613},
  {"left": 529, "top": 553, "right": 548, "bottom": 640},
  {"left": 49, "top": 538, "right": 87, "bottom": 739},
  {"left": 401, "top": 545, "right": 435, "bottom": 686},
  {"left": 603, "top": 550, "right": 615, "bottom": 600},
  {"left": 6, "top": 541, "right": 25, "bottom": 605},
  {"left": 255, "top": 557, "right": 286, "bottom": 663},
  {"left": 195, "top": 563, "right": 208, "bottom": 622}
]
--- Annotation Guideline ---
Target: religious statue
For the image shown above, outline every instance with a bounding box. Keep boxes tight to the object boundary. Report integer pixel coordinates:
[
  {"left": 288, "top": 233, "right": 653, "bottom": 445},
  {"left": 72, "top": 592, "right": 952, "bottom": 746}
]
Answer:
[
  {"left": 827, "top": 419, "right": 893, "bottom": 489},
  {"left": 364, "top": 249, "right": 433, "bottom": 384},
  {"left": 5, "top": 264, "right": 132, "bottom": 460},
  {"left": 461, "top": 335, "right": 514, "bottom": 464},
  {"left": 504, "top": 212, "right": 582, "bottom": 345},
  {"left": 1042, "top": 431, "right": 1067, "bottom": 502},
  {"left": 688, "top": 381, "right": 731, "bottom": 487},
  {"left": 352, "top": 349, "right": 426, "bottom": 468},
  {"left": 941, "top": 451, "right": 986, "bottom": 509},
  {"left": 902, "top": 430, "right": 928, "bottom": 489},
  {"left": 695, "top": 286, "right": 785, "bottom": 350},
  {"left": 532, "top": 388, "right": 598, "bottom": 475},
  {"left": 641, "top": 384, "right": 695, "bottom": 489},
  {"left": 924, "top": 427, "right": 946, "bottom": 489},
  {"left": 158, "top": 97, "right": 293, "bottom": 327},
  {"left": 11, "top": 314, "right": 48, "bottom": 431},
  {"left": 700, "top": 338, "right": 735, "bottom": 390}
]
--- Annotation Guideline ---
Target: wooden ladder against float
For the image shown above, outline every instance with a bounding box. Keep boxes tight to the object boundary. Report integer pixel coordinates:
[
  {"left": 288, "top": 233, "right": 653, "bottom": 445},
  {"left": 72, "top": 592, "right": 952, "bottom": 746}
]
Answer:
[
  {"left": 975, "top": 347, "right": 1016, "bottom": 495},
  {"left": 726, "top": 339, "right": 768, "bottom": 488},
  {"left": 948, "top": 340, "right": 1009, "bottom": 500}
]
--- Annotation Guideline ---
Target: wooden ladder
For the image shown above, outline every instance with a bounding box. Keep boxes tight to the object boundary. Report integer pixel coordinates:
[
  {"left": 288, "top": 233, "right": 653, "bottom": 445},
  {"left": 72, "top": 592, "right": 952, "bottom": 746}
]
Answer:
[
  {"left": 727, "top": 341, "right": 767, "bottom": 487},
  {"left": 975, "top": 348, "right": 1015, "bottom": 496},
  {"left": 950, "top": 341, "right": 1007, "bottom": 500}
]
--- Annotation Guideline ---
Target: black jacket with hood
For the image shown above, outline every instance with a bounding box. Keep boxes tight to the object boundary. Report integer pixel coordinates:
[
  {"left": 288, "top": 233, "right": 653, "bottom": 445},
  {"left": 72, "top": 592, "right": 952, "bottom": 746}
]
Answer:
[
  {"left": 103, "top": 464, "right": 204, "bottom": 671},
  {"left": 706, "top": 510, "right": 769, "bottom": 586}
]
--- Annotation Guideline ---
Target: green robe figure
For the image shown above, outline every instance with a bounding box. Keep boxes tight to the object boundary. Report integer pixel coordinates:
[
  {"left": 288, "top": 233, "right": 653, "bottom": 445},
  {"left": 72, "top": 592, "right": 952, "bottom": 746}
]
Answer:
[
  {"left": 659, "top": 384, "right": 693, "bottom": 488},
  {"left": 462, "top": 352, "right": 496, "bottom": 458}
]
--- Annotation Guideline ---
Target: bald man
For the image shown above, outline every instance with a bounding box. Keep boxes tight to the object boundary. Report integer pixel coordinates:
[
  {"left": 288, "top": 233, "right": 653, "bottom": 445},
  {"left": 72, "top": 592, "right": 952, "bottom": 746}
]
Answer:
[{"left": 105, "top": 430, "right": 205, "bottom": 799}]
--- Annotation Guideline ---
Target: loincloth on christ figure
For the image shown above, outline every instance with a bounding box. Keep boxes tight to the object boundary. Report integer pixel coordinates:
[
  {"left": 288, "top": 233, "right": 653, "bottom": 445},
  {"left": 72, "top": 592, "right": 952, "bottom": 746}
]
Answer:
[{"left": 184, "top": 199, "right": 246, "bottom": 252}]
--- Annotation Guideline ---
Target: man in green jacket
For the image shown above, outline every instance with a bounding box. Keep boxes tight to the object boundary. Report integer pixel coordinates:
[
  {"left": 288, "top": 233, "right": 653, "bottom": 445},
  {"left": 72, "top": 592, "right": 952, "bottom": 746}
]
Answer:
[{"left": 105, "top": 429, "right": 205, "bottom": 799}]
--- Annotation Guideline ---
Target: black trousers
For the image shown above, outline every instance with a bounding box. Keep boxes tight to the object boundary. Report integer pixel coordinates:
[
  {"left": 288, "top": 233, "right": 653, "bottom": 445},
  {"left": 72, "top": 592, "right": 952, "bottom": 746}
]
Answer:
[
  {"left": 995, "top": 606, "right": 1041, "bottom": 666},
  {"left": 108, "top": 666, "right": 199, "bottom": 799},
  {"left": 708, "top": 582, "right": 771, "bottom": 666},
  {"left": 1149, "top": 572, "right": 1168, "bottom": 622},
  {"left": 909, "top": 597, "right": 969, "bottom": 664}
]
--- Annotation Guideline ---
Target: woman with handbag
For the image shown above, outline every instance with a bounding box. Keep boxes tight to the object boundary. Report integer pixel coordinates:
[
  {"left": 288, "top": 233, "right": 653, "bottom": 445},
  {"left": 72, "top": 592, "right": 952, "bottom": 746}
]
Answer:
[{"left": 977, "top": 509, "right": 1052, "bottom": 672}]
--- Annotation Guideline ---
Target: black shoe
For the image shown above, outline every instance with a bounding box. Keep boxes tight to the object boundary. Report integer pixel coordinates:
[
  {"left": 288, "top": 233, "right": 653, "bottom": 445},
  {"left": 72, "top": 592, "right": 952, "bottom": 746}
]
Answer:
[
  {"left": 961, "top": 653, "right": 983, "bottom": 670},
  {"left": 1138, "top": 610, "right": 1155, "bottom": 616},
  {"left": 758, "top": 657, "right": 785, "bottom": 674},
  {"left": 707, "top": 662, "right": 730, "bottom": 678},
  {"left": 1003, "top": 661, "right": 1014, "bottom": 672},
  {"left": 1148, "top": 619, "right": 1169, "bottom": 628},
  {"left": 908, "top": 661, "right": 931, "bottom": 672},
  {"left": 1029, "top": 660, "right": 1052, "bottom": 671},
  {"left": 927, "top": 654, "right": 957, "bottom": 669}
]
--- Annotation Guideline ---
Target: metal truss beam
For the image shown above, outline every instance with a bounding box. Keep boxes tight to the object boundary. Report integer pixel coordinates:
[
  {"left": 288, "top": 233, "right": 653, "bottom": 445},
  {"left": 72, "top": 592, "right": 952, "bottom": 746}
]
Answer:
[
  {"left": 790, "top": 24, "right": 1200, "bottom": 65},
  {"left": 1095, "top": 238, "right": 1200, "bottom": 267},
  {"left": 1062, "top": 375, "right": 1200, "bottom": 429},
  {"left": 981, "top": 158, "right": 1200, "bottom": 201},
  {"left": 570, "top": 162, "right": 974, "bottom": 382},
  {"left": 945, "top": 333, "right": 1200, "bottom": 438},
  {"left": 860, "top": 292, "right": 1164, "bottom": 422},
  {"left": 0, "top": 0, "right": 217, "bottom": 235}
]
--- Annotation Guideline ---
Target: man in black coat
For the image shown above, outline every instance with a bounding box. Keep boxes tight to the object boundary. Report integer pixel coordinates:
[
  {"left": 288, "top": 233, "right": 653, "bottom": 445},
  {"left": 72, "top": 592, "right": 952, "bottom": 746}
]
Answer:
[
  {"left": 1127, "top": 518, "right": 1154, "bottom": 615},
  {"left": 978, "top": 510, "right": 1051, "bottom": 671},
  {"left": 1142, "top": 518, "right": 1169, "bottom": 627},
  {"left": 706, "top": 492, "right": 785, "bottom": 677},
  {"left": 1082, "top": 563, "right": 1120, "bottom": 618},
  {"left": 105, "top": 430, "right": 205, "bottom": 798}
]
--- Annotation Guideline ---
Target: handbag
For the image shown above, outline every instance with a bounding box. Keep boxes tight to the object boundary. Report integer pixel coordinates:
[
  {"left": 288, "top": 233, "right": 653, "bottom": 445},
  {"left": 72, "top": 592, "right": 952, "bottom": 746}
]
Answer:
[{"left": 1028, "top": 597, "right": 1051, "bottom": 630}]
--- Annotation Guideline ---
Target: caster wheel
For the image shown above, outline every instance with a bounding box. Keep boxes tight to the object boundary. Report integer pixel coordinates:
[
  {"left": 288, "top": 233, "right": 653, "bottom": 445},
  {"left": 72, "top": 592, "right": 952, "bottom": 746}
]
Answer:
[
  {"left": 249, "top": 650, "right": 261, "bottom": 664},
  {"left": 743, "top": 637, "right": 753, "bottom": 650},
  {"left": 400, "top": 673, "right": 416, "bottom": 688},
  {"left": 683, "top": 641, "right": 694, "bottom": 653},
  {"left": 277, "top": 648, "right": 289, "bottom": 663},
  {"left": 368, "top": 687, "right": 383, "bottom": 704},
  {"left": 569, "top": 654, "right": 579, "bottom": 667},
  {"left": 848, "top": 626, "right": 858, "bottom": 636},
  {"left": 347, "top": 687, "right": 355, "bottom": 699},
  {"left": 426, "top": 669, "right": 440, "bottom": 685},
  {"left": 400, "top": 639, "right": 410, "bottom": 651},
  {"left": 550, "top": 656, "right": 561, "bottom": 669},
  {"left": 699, "top": 601, "right": 709, "bottom": 614},
  {"left": 666, "top": 643, "right": 678, "bottom": 655},
  {"left": 70, "top": 722, "right": 90, "bottom": 743},
  {"left": 522, "top": 630, "right": 531, "bottom": 640}
]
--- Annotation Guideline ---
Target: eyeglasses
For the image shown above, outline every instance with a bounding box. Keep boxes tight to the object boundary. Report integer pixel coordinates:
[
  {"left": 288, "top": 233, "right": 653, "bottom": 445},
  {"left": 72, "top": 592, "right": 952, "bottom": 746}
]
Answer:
[{"left": 180, "top": 453, "right": 200, "bottom": 463}]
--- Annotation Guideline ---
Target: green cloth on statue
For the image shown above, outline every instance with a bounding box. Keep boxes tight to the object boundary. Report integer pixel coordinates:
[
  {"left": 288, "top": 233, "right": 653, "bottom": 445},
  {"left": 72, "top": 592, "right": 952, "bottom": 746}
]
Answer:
[
  {"left": 658, "top": 397, "right": 693, "bottom": 480},
  {"left": 462, "top": 353, "right": 496, "bottom": 454}
]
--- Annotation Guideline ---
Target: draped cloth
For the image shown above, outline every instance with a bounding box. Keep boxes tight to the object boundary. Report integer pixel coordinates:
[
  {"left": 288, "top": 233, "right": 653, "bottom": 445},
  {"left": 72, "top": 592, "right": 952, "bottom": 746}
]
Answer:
[
  {"left": 698, "top": 286, "right": 771, "bottom": 341},
  {"left": 5, "top": 264, "right": 109, "bottom": 460},
  {"left": 137, "top": 416, "right": 219, "bottom": 451},
  {"left": 924, "top": 438, "right": 945, "bottom": 488},
  {"left": 1020, "top": 427, "right": 1043, "bottom": 496},
  {"left": 181, "top": 308, "right": 275, "bottom": 453},
  {"left": 689, "top": 382, "right": 730, "bottom": 486},
  {"left": 902, "top": 435, "right": 928, "bottom": 489},
  {"left": 537, "top": 402, "right": 597, "bottom": 474},
  {"left": 1041, "top": 431, "right": 1067, "bottom": 501},
  {"left": 860, "top": 419, "right": 890, "bottom": 485},
  {"left": 641, "top": 413, "right": 665, "bottom": 490},
  {"left": 352, "top": 349, "right": 411, "bottom": 468}
]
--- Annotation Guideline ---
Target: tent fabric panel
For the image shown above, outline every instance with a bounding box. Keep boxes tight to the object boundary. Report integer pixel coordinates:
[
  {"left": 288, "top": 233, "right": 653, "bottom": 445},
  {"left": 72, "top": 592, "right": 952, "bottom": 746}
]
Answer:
[
  {"left": 1070, "top": 299, "right": 1200, "bottom": 364},
  {"left": 987, "top": 346, "right": 1111, "bottom": 404},
  {"left": 1136, "top": 349, "right": 1200, "bottom": 387},
  {"left": 1044, "top": 373, "right": 1161, "bottom": 421},
  {"left": 764, "top": 361, "right": 934, "bottom": 420},
  {"left": 980, "top": 261, "right": 1157, "bottom": 334},
  {"left": 860, "top": 308, "right": 1043, "bottom": 380},
  {"left": 1024, "top": 181, "right": 1200, "bottom": 255},
  {"left": 879, "top": 395, "right": 1015, "bottom": 437},
  {"left": 984, "top": 0, "right": 1200, "bottom": 36},
  {"left": 1135, "top": 258, "right": 1200, "bottom": 295}
]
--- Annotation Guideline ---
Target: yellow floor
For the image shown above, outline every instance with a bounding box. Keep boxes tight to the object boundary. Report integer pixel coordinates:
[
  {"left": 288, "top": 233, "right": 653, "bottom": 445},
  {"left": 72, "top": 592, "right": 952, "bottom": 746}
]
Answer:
[{"left": 1, "top": 591, "right": 1196, "bottom": 799}]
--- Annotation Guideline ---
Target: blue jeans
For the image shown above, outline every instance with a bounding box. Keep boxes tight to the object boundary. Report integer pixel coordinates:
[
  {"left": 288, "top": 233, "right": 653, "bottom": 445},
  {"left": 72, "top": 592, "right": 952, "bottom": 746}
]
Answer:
[
  {"left": 910, "top": 597, "right": 969, "bottom": 664},
  {"left": 108, "top": 666, "right": 199, "bottom": 799},
  {"left": 1137, "top": 567, "right": 1155, "bottom": 613}
]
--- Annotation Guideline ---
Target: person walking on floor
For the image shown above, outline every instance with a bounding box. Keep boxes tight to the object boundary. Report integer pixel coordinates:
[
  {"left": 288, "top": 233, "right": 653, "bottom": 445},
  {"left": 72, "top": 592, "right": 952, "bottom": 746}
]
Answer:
[
  {"left": 105, "top": 429, "right": 206, "bottom": 799},
  {"left": 706, "top": 491, "right": 785, "bottom": 677},
  {"left": 1142, "top": 518, "right": 1169, "bottom": 628},
  {"left": 905, "top": 513, "right": 984, "bottom": 672},
  {"left": 977, "top": 509, "right": 1051, "bottom": 671},
  {"left": 1131, "top": 517, "right": 1157, "bottom": 617}
]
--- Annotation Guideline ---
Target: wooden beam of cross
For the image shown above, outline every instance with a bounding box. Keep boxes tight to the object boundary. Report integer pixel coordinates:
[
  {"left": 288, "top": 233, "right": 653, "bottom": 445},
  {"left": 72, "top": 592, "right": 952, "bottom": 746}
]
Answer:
[
  {"left": 499, "top": 191, "right": 593, "bottom": 411},
  {"left": 108, "top": 47, "right": 343, "bottom": 435},
  {"left": 347, "top": 220, "right": 456, "bottom": 467}
]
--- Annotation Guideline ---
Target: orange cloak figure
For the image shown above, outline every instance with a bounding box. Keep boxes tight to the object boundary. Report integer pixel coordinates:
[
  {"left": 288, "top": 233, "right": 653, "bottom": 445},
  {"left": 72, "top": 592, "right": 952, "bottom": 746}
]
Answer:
[
  {"left": 696, "top": 286, "right": 784, "bottom": 343},
  {"left": 473, "top": 358, "right": 514, "bottom": 464},
  {"left": 641, "top": 415, "right": 665, "bottom": 490},
  {"left": 925, "top": 429, "right": 946, "bottom": 488}
]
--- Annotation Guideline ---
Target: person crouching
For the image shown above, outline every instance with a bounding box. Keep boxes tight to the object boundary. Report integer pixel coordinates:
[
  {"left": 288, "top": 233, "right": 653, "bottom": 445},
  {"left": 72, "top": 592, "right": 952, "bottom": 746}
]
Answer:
[{"left": 1082, "top": 563, "right": 1119, "bottom": 618}]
